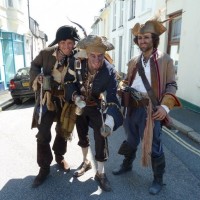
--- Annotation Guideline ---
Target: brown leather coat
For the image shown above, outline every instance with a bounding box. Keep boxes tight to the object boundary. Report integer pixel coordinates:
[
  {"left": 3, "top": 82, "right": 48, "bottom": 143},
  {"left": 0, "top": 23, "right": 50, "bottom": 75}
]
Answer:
[{"left": 125, "top": 50, "right": 181, "bottom": 109}]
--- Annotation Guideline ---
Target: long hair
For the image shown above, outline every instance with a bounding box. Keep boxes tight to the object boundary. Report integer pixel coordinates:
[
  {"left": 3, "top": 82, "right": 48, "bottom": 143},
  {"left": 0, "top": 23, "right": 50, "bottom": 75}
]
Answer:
[{"left": 133, "top": 33, "right": 160, "bottom": 49}]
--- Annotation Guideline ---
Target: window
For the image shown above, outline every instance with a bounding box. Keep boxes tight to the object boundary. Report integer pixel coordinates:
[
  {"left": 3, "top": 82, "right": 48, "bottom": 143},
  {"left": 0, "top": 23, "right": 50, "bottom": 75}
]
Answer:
[
  {"left": 112, "top": 2, "right": 116, "bottom": 31},
  {"left": 112, "top": 38, "right": 116, "bottom": 64},
  {"left": 8, "top": 0, "right": 13, "bottom": 7},
  {"left": 129, "top": 0, "right": 136, "bottom": 20},
  {"left": 119, "top": 0, "right": 124, "bottom": 27},
  {"left": 167, "top": 13, "right": 182, "bottom": 74},
  {"left": 129, "top": 29, "right": 134, "bottom": 59},
  {"left": 118, "top": 36, "right": 123, "bottom": 73},
  {"left": 171, "top": 17, "right": 182, "bottom": 41}
]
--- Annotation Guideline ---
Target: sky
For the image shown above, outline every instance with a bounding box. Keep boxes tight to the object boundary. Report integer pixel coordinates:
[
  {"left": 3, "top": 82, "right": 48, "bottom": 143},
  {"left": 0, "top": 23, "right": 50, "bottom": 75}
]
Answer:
[{"left": 29, "top": 0, "right": 105, "bottom": 45}]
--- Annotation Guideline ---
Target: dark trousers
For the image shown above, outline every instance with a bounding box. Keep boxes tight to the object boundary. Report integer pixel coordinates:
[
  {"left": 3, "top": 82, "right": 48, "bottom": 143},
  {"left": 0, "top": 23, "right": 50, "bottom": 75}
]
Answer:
[
  {"left": 124, "top": 106, "right": 164, "bottom": 158},
  {"left": 36, "top": 100, "right": 67, "bottom": 168},
  {"left": 76, "top": 106, "right": 108, "bottom": 162}
]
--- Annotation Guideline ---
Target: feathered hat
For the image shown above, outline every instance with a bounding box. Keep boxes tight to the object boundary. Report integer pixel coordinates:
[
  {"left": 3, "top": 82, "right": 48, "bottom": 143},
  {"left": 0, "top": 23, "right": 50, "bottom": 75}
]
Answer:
[
  {"left": 77, "top": 35, "right": 114, "bottom": 54},
  {"left": 132, "top": 10, "right": 167, "bottom": 36}
]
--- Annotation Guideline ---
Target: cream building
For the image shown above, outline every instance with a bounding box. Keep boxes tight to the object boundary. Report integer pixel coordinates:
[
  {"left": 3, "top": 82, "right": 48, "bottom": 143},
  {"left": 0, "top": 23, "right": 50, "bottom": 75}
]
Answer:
[{"left": 91, "top": 0, "right": 200, "bottom": 111}]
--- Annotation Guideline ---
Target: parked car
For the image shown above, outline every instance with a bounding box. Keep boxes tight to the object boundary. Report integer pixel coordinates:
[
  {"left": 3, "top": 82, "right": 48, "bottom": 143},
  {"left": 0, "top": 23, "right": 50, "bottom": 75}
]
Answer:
[{"left": 9, "top": 67, "right": 35, "bottom": 104}]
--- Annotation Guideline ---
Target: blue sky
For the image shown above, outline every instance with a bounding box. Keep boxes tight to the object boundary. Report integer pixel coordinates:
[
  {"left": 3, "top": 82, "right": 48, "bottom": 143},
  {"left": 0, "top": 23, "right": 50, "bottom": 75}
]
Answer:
[{"left": 29, "top": 0, "right": 105, "bottom": 44}]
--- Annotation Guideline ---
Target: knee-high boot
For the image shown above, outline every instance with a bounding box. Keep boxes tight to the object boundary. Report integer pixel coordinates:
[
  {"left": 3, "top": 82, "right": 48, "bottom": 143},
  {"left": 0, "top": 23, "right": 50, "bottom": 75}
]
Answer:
[
  {"left": 149, "top": 154, "right": 165, "bottom": 195},
  {"left": 32, "top": 143, "right": 53, "bottom": 188},
  {"left": 112, "top": 141, "right": 137, "bottom": 175},
  {"left": 53, "top": 134, "right": 69, "bottom": 172}
]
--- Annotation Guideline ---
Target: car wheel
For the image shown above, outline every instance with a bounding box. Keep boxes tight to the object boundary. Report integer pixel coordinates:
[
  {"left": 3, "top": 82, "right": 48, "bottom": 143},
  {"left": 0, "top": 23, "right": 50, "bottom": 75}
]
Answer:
[{"left": 14, "top": 98, "right": 22, "bottom": 105}]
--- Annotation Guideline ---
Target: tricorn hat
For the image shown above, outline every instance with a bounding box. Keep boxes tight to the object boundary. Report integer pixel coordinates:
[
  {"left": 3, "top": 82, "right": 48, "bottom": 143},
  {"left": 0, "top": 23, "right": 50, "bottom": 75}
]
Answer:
[
  {"left": 132, "top": 20, "right": 167, "bottom": 36},
  {"left": 77, "top": 35, "right": 114, "bottom": 54},
  {"left": 48, "top": 25, "right": 80, "bottom": 47}
]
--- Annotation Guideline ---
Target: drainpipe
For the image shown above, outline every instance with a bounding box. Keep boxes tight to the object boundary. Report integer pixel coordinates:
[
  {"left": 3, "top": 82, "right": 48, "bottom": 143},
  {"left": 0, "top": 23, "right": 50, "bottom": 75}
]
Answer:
[{"left": 27, "top": 0, "right": 33, "bottom": 61}]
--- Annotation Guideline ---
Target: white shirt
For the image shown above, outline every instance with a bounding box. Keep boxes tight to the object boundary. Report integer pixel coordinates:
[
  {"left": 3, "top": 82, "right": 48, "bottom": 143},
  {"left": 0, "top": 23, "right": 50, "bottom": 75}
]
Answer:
[
  {"left": 52, "top": 61, "right": 68, "bottom": 84},
  {"left": 131, "top": 55, "right": 151, "bottom": 93},
  {"left": 51, "top": 51, "right": 68, "bottom": 84}
]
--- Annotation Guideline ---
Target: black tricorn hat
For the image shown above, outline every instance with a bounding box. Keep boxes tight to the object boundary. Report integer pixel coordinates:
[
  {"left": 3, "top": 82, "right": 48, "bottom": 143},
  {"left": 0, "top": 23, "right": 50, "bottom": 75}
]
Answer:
[{"left": 48, "top": 25, "right": 80, "bottom": 47}]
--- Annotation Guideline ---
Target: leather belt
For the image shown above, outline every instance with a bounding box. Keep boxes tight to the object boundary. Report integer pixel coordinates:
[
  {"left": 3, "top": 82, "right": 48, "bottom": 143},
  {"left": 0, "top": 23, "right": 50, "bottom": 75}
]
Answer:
[
  {"left": 86, "top": 100, "right": 97, "bottom": 106},
  {"left": 52, "top": 89, "right": 64, "bottom": 97}
]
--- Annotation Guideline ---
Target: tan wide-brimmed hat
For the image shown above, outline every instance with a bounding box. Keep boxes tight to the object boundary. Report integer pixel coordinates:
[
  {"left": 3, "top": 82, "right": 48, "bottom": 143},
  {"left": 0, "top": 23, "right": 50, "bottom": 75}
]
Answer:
[
  {"left": 77, "top": 35, "right": 114, "bottom": 54},
  {"left": 132, "top": 20, "right": 167, "bottom": 36}
]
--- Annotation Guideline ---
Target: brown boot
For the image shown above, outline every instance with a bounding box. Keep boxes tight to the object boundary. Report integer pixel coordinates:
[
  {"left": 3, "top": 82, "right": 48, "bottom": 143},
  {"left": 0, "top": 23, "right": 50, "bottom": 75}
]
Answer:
[
  {"left": 95, "top": 172, "right": 111, "bottom": 192},
  {"left": 32, "top": 167, "right": 50, "bottom": 188},
  {"left": 55, "top": 155, "right": 70, "bottom": 172}
]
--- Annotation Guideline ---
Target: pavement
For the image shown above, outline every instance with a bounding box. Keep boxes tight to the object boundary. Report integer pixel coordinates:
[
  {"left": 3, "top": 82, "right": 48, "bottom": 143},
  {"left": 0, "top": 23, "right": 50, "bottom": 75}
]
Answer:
[{"left": 1, "top": 90, "right": 200, "bottom": 144}]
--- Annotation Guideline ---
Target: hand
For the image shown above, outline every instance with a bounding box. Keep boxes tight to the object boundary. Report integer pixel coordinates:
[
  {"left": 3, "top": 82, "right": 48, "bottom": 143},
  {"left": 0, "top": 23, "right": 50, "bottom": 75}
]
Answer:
[
  {"left": 74, "top": 95, "right": 86, "bottom": 108},
  {"left": 101, "top": 125, "right": 112, "bottom": 138},
  {"left": 152, "top": 106, "right": 167, "bottom": 120},
  {"left": 37, "top": 74, "right": 44, "bottom": 85}
]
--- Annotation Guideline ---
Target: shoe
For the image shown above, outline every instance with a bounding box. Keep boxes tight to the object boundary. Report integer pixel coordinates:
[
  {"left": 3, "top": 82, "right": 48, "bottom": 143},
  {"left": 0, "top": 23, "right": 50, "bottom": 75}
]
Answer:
[
  {"left": 32, "top": 167, "right": 50, "bottom": 188},
  {"left": 95, "top": 172, "right": 111, "bottom": 192},
  {"left": 57, "top": 159, "right": 70, "bottom": 172},
  {"left": 73, "top": 161, "right": 92, "bottom": 177},
  {"left": 112, "top": 164, "right": 132, "bottom": 175}
]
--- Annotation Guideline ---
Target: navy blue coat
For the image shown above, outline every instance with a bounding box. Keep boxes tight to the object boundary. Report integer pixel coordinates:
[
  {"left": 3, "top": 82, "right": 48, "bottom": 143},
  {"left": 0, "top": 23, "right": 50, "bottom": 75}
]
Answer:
[{"left": 64, "top": 59, "right": 123, "bottom": 131}]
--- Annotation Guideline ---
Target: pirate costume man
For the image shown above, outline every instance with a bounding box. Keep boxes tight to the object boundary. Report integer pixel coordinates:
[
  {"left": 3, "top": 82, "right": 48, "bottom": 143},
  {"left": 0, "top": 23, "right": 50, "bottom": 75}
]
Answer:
[
  {"left": 30, "top": 25, "right": 80, "bottom": 188},
  {"left": 64, "top": 35, "right": 123, "bottom": 192},
  {"left": 112, "top": 18, "right": 181, "bottom": 195}
]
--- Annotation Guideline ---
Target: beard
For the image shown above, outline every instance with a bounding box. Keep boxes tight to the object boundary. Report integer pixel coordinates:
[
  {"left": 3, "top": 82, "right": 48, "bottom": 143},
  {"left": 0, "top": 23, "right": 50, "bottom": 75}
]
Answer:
[{"left": 139, "top": 43, "right": 153, "bottom": 53}]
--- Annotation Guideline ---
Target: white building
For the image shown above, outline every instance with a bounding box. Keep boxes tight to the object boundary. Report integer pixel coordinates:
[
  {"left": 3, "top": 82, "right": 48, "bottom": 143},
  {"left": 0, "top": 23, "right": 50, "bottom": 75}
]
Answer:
[
  {"left": 0, "top": 0, "right": 47, "bottom": 90},
  {"left": 91, "top": 0, "right": 200, "bottom": 112}
]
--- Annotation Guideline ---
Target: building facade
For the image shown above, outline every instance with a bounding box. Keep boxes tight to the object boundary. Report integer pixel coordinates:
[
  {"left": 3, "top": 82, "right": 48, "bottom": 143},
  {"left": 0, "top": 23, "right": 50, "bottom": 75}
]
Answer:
[
  {"left": 91, "top": 0, "right": 200, "bottom": 112},
  {"left": 0, "top": 0, "right": 47, "bottom": 90}
]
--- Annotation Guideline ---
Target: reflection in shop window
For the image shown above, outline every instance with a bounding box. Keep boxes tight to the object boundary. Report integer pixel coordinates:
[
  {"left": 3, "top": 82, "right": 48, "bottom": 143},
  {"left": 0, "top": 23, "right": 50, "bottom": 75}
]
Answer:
[
  {"left": 170, "top": 44, "right": 179, "bottom": 74},
  {"left": 167, "top": 14, "right": 182, "bottom": 74}
]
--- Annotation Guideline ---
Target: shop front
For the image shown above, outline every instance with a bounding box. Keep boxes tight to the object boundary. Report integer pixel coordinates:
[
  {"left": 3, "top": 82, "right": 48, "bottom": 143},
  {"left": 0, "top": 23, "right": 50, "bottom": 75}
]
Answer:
[{"left": 0, "top": 30, "right": 25, "bottom": 90}]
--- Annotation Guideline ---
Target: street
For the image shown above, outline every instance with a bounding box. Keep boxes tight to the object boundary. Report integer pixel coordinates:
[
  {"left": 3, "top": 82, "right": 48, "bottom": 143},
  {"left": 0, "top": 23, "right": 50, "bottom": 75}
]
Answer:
[{"left": 0, "top": 99, "right": 200, "bottom": 200}]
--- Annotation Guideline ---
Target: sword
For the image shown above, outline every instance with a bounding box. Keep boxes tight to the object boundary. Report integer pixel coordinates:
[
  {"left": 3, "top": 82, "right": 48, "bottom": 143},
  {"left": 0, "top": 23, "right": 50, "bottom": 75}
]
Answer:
[{"left": 100, "top": 99, "right": 109, "bottom": 158}]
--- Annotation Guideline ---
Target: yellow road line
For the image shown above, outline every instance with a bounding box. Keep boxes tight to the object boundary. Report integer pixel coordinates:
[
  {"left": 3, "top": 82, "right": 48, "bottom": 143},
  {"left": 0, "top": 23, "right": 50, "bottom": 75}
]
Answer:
[{"left": 163, "top": 127, "right": 200, "bottom": 157}]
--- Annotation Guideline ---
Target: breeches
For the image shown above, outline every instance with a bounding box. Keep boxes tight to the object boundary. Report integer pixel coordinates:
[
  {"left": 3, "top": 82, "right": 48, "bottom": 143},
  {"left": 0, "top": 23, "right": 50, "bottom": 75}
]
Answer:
[
  {"left": 35, "top": 100, "right": 67, "bottom": 167},
  {"left": 76, "top": 106, "right": 108, "bottom": 162},
  {"left": 124, "top": 107, "right": 163, "bottom": 158}
]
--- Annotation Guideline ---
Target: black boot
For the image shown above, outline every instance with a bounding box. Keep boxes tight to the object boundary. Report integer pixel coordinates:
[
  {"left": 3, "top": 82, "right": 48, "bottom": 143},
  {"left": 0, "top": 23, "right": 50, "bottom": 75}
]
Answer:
[
  {"left": 32, "top": 167, "right": 50, "bottom": 188},
  {"left": 112, "top": 157, "right": 134, "bottom": 175},
  {"left": 149, "top": 154, "right": 165, "bottom": 195},
  {"left": 112, "top": 141, "right": 137, "bottom": 175},
  {"left": 32, "top": 143, "right": 52, "bottom": 188}
]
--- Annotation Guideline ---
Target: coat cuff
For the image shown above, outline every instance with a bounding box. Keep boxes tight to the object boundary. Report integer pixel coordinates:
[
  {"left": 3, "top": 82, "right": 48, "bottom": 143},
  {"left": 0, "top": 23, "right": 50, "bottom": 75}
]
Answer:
[{"left": 160, "top": 93, "right": 181, "bottom": 110}]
